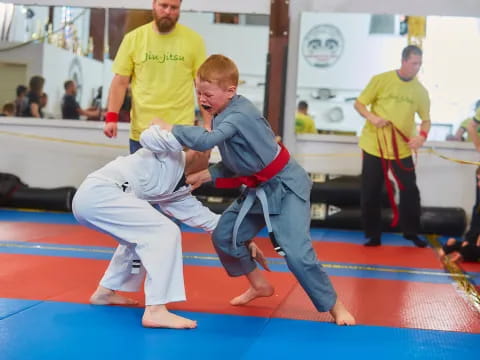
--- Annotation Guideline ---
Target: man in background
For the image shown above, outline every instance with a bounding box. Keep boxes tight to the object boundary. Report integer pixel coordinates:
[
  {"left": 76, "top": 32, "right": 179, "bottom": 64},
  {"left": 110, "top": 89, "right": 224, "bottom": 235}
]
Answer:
[
  {"left": 14, "top": 85, "right": 28, "bottom": 116},
  {"left": 61, "top": 80, "right": 100, "bottom": 120},
  {"left": 295, "top": 100, "right": 317, "bottom": 134},
  {"left": 447, "top": 100, "right": 480, "bottom": 142},
  {"left": 103, "top": 0, "right": 207, "bottom": 154},
  {"left": 354, "top": 45, "right": 431, "bottom": 247}
]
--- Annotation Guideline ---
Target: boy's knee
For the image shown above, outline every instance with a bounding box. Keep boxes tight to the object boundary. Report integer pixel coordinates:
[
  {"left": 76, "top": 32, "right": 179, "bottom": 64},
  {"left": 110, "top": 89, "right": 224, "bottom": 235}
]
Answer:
[
  {"left": 212, "top": 223, "right": 232, "bottom": 244},
  {"left": 212, "top": 228, "right": 232, "bottom": 251}
]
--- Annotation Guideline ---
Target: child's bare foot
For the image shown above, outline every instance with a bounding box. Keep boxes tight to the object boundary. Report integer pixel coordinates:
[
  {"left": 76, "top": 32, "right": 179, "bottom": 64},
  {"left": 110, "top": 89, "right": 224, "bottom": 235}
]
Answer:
[
  {"left": 446, "top": 238, "right": 457, "bottom": 246},
  {"left": 90, "top": 286, "right": 138, "bottom": 305},
  {"left": 447, "top": 251, "right": 463, "bottom": 263},
  {"left": 230, "top": 268, "right": 274, "bottom": 306},
  {"left": 439, "top": 238, "right": 458, "bottom": 260},
  {"left": 230, "top": 284, "right": 274, "bottom": 306},
  {"left": 329, "top": 299, "right": 356, "bottom": 326},
  {"left": 142, "top": 305, "right": 197, "bottom": 329}
]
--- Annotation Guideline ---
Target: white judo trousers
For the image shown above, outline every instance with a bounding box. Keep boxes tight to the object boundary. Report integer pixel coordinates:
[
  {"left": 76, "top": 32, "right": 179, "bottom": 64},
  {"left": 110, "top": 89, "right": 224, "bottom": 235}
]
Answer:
[
  {"left": 72, "top": 128, "right": 219, "bottom": 306},
  {"left": 73, "top": 177, "right": 187, "bottom": 305}
]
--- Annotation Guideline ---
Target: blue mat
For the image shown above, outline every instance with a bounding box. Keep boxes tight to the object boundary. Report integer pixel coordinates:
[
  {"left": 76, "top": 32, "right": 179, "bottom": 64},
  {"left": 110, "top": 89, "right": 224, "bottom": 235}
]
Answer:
[{"left": 0, "top": 298, "right": 477, "bottom": 360}]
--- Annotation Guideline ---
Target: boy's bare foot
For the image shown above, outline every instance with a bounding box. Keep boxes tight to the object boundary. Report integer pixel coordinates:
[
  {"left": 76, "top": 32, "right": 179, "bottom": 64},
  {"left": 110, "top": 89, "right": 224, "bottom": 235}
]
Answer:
[
  {"left": 230, "top": 284, "right": 274, "bottom": 306},
  {"left": 90, "top": 286, "right": 138, "bottom": 305},
  {"left": 329, "top": 299, "right": 356, "bottom": 326},
  {"left": 230, "top": 267, "right": 274, "bottom": 306},
  {"left": 142, "top": 305, "right": 197, "bottom": 329}
]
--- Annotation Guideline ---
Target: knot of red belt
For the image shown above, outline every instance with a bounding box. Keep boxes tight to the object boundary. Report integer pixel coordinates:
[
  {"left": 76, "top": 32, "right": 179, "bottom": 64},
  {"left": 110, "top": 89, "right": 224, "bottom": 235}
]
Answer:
[
  {"left": 215, "top": 143, "right": 290, "bottom": 189},
  {"left": 377, "top": 124, "right": 415, "bottom": 227}
]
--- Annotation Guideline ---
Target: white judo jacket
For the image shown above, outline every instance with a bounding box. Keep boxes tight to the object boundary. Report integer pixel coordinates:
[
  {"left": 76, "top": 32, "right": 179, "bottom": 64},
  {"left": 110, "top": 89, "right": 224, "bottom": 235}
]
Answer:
[{"left": 87, "top": 126, "right": 219, "bottom": 233}]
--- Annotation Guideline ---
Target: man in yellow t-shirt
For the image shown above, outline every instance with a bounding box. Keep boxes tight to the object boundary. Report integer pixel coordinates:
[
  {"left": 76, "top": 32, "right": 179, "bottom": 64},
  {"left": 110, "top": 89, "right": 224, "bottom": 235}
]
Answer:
[
  {"left": 450, "top": 100, "right": 480, "bottom": 142},
  {"left": 354, "top": 45, "right": 431, "bottom": 247},
  {"left": 103, "top": 0, "right": 207, "bottom": 153},
  {"left": 295, "top": 100, "right": 317, "bottom": 134}
]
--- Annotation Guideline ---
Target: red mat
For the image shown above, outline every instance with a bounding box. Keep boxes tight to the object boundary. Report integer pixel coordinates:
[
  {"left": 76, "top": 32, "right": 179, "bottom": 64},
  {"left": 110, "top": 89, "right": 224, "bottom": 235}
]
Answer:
[{"left": 1, "top": 253, "right": 479, "bottom": 333}]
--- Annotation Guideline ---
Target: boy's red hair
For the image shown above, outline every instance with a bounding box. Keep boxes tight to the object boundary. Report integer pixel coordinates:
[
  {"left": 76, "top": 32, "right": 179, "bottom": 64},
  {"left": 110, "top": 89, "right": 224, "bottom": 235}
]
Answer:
[{"left": 197, "top": 54, "right": 239, "bottom": 89}]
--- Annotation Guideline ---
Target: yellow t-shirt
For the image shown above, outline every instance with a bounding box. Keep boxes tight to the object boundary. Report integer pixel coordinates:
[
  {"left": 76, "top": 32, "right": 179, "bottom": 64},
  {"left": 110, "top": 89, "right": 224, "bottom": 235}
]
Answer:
[
  {"left": 295, "top": 112, "right": 317, "bottom": 134},
  {"left": 357, "top": 70, "right": 430, "bottom": 159},
  {"left": 461, "top": 109, "right": 480, "bottom": 141},
  {"left": 113, "top": 22, "right": 206, "bottom": 140}
]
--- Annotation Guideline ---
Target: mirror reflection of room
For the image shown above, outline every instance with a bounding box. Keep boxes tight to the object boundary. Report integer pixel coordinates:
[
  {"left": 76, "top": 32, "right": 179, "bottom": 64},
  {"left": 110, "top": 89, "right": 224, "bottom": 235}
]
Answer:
[
  {"left": 0, "top": 4, "right": 269, "bottom": 125},
  {"left": 295, "top": 12, "right": 480, "bottom": 141}
]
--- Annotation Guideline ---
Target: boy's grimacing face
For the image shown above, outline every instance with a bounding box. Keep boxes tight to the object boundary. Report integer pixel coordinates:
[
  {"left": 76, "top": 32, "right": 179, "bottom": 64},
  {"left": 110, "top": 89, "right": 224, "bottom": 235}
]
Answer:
[{"left": 195, "top": 78, "right": 236, "bottom": 116}]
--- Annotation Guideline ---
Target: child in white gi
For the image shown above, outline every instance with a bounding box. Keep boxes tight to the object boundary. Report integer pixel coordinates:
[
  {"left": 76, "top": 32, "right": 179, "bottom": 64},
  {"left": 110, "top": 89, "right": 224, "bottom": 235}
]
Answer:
[{"left": 73, "top": 127, "right": 267, "bottom": 329}]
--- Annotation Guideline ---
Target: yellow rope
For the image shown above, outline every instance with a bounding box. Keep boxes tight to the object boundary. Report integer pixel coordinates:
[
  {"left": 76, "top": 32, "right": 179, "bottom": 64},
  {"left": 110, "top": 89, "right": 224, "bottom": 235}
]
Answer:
[{"left": 426, "top": 147, "right": 480, "bottom": 166}]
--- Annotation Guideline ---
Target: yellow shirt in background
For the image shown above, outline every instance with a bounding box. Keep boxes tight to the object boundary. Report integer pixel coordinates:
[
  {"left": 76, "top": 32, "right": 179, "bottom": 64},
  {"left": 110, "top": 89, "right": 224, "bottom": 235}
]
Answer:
[
  {"left": 113, "top": 22, "right": 206, "bottom": 141},
  {"left": 357, "top": 70, "right": 430, "bottom": 159},
  {"left": 460, "top": 109, "right": 480, "bottom": 141},
  {"left": 295, "top": 112, "right": 317, "bottom": 134}
]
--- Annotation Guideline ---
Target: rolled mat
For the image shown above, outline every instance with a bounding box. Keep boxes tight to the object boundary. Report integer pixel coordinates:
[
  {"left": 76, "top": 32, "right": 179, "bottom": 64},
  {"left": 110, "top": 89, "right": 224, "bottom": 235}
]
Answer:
[
  {"left": 200, "top": 199, "right": 467, "bottom": 237},
  {"left": 193, "top": 175, "right": 392, "bottom": 207},
  {"left": 6, "top": 187, "right": 77, "bottom": 212}
]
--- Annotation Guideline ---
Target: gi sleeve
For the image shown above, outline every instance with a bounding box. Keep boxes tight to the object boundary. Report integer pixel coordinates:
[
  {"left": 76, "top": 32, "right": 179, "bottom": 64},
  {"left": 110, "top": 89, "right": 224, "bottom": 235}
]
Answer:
[
  {"left": 139, "top": 126, "right": 183, "bottom": 153},
  {"left": 160, "top": 194, "right": 220, "bottom": 233},
  {"left": 172, "top": 116, "right": 238, "bottom": 151}
]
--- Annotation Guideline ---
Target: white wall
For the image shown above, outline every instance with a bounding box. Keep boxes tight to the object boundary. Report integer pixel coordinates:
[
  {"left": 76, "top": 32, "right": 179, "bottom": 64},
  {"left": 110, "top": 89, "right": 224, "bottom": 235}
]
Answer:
[
  {"left": 181, "top": 12, "right": 269, "bottom": 77},
  {"left": 0, "top": 118, "right": 129, "bottom": 188},
  {"left": 180, "top": 12, "right": 269, "bottom": 110},
  {"left": 297, "top": 13, "right": 405, "bottom": 90},
  {"left": 422, "top": 17, "right": 480, "bottom": 126},
  {"left": 0, "top": 41, "right": 43, "bottom": 80}
]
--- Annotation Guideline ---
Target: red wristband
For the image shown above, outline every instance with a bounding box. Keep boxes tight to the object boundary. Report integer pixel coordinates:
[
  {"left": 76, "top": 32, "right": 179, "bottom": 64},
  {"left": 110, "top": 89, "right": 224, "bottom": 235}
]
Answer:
[
  {"left": 105, "top": 111, "right": 119, "bottom": 123},
  {"left": 419, "top": 130, "right": 428, "bottom": 139}
]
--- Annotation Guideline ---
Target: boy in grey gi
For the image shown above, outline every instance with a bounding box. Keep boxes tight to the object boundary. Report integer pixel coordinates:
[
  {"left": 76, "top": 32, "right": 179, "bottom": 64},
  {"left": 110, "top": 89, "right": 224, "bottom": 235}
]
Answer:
[{"left": 152, "top": 54, "right": 355, "bottom": 325}]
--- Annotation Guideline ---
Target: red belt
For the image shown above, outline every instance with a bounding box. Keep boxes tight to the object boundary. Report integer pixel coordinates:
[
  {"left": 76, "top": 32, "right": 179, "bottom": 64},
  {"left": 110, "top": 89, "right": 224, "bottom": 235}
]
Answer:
[
  {"left": 215, "top": 143, "right": 290, "bottom": 188},
  {"left": 376, "top": 125, "right": 415, "bottom": 227}
]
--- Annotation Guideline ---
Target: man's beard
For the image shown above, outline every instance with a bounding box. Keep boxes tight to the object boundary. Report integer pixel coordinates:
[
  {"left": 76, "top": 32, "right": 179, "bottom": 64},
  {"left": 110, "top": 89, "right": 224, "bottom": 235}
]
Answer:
[{"left": 154, "top": 13, "right": 178, "bottom": 33}]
